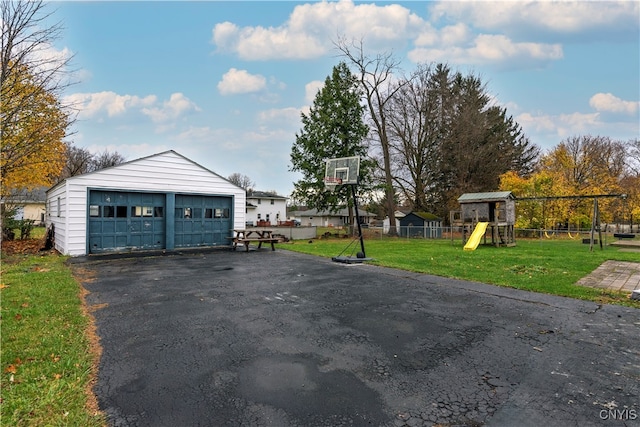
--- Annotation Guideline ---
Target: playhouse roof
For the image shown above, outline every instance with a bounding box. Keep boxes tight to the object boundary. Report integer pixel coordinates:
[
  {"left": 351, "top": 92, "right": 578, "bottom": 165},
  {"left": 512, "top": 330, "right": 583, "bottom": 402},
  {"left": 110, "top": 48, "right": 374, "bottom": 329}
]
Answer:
[{"left": 457, "top": 191, "right": 514, "bottom": 203}]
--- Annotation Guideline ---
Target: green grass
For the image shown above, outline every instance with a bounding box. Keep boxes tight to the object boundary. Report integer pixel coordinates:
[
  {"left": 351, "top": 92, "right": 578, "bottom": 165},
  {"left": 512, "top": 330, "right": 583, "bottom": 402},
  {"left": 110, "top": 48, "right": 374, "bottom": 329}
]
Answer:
[
  {"left": 1, "top": 253, "right": 105, "bottom": 427},
  {"left": 280, "top": 237, "right": 640, "bottom": 307},
  {"left": 6, "top": 225, "right": 47, "bottom": 241}
]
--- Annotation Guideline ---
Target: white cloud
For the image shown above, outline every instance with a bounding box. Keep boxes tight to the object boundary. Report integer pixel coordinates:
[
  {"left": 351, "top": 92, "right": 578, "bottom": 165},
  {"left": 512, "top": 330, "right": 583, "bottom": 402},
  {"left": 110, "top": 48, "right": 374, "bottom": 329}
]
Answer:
[
  {"left": 409, "top": 33, "right": 562, "bottom": 67},
  {"left": 15, "top": 40, "right": 76, "bottom": 84},
  {"left": 257, "top": 107, "right": 301, "bottom": 128},
  {"left": 589, "top": 93, "right": 639, "bottom": 115},
  {"left": 64, "top": 91, "right": 199, "bottom": 134},
  {"left": 305, "top": 80, "right": 324, "bottom": 104},
  {"left": 556, "top": 112, "right": 602, "bottom": 132},
  {"left": 517, "top": 112, "right": 558, "bottom": 133},
  {"left": 211, "top": 0, "right": 592, "bottom": 69},
  {"left": 235, "top": 26, "right": 326, "bottom": 61},
  {"left": 211, "top": 0, "right": 425, "bottom": 60},
  {"left": 141, "top": 93, "right": 200, "bottom": 123},
  {"left": 428, "top": 1, "right": 639, "bottom": 35},
  {"left": 218, "top": 68, "right": 267, "bottom": 95},
  {"left": 439, "top": 23, "right": 471, "bottom": 46},
  {"left": 517, "top": 110, "right": 606, "bottom": 148},
  {"left": 175, "top": 126, "right": 243, "bottom": 151},
  {"left": 212, "top": 22, "right": 239, "bottom": 52},
  {"left": 64, "top": 91, "right": 156, "bottom": 119}
]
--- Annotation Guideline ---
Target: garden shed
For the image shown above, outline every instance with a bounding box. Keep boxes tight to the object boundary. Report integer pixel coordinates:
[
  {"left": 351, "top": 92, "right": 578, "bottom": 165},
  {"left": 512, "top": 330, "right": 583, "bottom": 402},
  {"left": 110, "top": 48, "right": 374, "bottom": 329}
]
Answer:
[
  {"left": 399, "top": 211, "right": 443, "bottom": 238},
  {"left": 46, "top": 150, "right": 245, "bottom": 256}
]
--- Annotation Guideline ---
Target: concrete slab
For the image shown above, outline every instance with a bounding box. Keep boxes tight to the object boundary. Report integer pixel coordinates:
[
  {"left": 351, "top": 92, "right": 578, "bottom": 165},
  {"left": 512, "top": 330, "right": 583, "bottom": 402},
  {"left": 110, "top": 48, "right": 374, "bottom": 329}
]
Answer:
[{"left": 71, "top": 250, "right": 640, "bottom": 427}]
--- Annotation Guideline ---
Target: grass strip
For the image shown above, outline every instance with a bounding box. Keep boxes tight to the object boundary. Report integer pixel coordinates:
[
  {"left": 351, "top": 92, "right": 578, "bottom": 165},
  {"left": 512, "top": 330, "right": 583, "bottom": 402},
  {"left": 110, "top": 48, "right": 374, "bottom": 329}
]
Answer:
[
  {"left": 280, "top": 238, "right": 640, "bottom": 307},
  {"left": 1, "top": 253, "right": 105, "bottom": 426}
]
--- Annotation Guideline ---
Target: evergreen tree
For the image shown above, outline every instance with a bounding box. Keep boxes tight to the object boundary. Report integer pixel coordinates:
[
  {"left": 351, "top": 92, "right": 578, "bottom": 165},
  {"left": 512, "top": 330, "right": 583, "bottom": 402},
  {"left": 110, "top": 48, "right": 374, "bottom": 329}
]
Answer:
[{"left": 290, "top": 62, "right": 370, "bottom": 213}]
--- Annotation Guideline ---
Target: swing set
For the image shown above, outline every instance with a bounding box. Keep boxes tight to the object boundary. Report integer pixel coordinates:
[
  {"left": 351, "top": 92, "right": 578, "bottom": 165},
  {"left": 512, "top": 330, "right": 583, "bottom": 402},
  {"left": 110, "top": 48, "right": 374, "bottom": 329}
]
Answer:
[{"left": 519, "top": 193, "right": 627, "bottom": 251}]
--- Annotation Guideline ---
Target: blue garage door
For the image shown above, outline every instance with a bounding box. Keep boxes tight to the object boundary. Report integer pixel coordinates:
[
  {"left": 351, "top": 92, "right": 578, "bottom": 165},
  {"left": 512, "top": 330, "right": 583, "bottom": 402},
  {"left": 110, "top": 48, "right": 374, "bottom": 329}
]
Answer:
[
  {"left": 88, "top": 191, "right": 165, "bottom": 253},
  {"left": 174, "top": 195, "right": 232, "bottom": 248}
]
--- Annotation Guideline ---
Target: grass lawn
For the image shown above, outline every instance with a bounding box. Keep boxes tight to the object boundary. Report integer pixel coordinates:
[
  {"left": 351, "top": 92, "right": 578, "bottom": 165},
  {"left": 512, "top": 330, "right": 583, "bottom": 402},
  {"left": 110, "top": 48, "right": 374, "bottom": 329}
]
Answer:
[
  {"left": 1, "top": 251, "right": 105, "bottom": 427},
  {"left": 280, "top": 237, "right": 640, "bottom": 307}
]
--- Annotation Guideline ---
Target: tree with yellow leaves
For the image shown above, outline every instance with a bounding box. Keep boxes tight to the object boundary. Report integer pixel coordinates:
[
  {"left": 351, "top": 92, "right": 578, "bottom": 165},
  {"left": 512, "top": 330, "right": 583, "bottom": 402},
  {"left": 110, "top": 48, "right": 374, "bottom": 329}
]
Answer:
[
  {"left": 1, "top": 0, "right": 73, "bottom": 196},
  {"left": 501, "top": 135, "right": 630, "bottom": 231},
  {"left": 538, "top": 135, "right": 626, "bottom": 225},
  {"left": 1, "top": 61, "right": 69, "bottom": 191}
]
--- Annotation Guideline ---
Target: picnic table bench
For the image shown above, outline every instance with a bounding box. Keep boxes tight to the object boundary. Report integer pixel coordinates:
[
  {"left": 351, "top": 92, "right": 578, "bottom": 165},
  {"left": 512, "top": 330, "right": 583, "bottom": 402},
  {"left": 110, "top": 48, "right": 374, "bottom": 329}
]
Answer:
[{"left": 229, "top": 229, "right": 279, "bottom": 252}]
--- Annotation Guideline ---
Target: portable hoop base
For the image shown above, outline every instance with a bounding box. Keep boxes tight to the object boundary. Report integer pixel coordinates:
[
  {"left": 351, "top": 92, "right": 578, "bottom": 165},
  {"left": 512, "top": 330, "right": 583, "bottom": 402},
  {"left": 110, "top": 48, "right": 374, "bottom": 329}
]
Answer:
[{"left": 332, "top": 255, "right": 373, "bottom": 264}]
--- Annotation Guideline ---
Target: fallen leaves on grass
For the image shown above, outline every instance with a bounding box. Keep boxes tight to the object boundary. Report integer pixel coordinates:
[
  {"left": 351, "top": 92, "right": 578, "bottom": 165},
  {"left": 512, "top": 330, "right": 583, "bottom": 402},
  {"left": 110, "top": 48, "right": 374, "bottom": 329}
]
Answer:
[{"left": 1, "top": 238, "right": 46, "bottom": 255}]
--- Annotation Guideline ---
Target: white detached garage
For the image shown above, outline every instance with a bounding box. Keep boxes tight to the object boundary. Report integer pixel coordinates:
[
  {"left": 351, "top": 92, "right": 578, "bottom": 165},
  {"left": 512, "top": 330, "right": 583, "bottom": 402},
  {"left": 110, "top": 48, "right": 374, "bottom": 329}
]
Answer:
[{"left": 46, "top": 150, "right": 246, "bottom": 256}]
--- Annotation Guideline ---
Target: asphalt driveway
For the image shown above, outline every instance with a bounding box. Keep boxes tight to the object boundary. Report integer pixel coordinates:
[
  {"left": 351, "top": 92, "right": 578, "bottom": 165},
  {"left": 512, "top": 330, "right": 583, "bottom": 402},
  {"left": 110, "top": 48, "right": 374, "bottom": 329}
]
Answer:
[{"left": 71, "top": 249, "right": 639, "bottom": 427}]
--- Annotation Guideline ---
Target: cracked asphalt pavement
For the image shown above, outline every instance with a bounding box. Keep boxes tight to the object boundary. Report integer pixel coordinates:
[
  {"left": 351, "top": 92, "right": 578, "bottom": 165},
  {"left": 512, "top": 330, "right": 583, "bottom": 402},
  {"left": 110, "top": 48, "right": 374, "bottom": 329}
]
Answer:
[{"left": 71, "top": 249, "right": 640, "bottom": 427}]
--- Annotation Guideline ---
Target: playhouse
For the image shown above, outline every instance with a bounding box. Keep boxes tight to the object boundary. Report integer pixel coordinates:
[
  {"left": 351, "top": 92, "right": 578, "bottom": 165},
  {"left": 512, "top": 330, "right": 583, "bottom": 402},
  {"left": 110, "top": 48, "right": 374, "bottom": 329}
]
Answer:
[{"left": 452, "top": 191, "right": 516, "bottom": 247}]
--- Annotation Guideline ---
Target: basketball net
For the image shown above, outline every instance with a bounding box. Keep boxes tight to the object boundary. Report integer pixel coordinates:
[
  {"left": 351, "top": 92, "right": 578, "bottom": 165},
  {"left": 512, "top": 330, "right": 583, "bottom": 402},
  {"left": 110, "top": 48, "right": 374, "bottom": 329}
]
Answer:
[{"left": 324, "top": 176, "right": 343, "bottom": 191}]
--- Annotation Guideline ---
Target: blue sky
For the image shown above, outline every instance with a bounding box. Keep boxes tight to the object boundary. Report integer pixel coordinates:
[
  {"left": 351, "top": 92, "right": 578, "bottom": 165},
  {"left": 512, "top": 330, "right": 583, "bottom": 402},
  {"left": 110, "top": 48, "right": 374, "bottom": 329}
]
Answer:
[{"left": 48, "top": 1, "right": 639, "bottom": 197}]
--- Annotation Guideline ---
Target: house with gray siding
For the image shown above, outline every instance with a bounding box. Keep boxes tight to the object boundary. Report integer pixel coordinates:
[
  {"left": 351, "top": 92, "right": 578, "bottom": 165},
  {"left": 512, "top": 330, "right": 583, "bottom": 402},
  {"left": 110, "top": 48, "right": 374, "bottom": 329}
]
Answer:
[{"left": 288, "top": 207, "right": 376, "bottom": 227}]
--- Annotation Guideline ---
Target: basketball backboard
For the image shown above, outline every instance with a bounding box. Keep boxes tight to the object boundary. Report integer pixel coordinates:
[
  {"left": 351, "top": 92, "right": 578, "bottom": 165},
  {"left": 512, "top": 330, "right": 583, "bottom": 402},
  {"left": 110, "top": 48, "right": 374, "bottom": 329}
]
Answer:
[{"left": 324, "top": 156, "right": 360, "bottom": 189}]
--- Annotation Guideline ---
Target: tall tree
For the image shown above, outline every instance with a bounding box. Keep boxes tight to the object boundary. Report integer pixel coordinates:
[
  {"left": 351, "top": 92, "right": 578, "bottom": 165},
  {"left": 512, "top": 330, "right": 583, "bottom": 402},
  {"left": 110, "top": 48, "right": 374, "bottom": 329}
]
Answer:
[
  {"left": 622, "top": 139, "right": 640, "bottom": 229},
  {"left": 386, "top": 63, "right": 441, "bottom": 211},
  {"left": 539, "top": 135, "right": 625, "bottom": 195},
  {"left": 385, "top": 63, "right": 539, "bottom": 219},
  {"left": 60, "top": 144, "right": 93, "bottom": 178},
  {"left": 1, "top": 0, "right": 74, "bottom": 195},
  {"left": 627, "top": 138, "right": 640, "bottom": 175},
  {"left": 91, "top": 149, "right": 126, "bottom": 171},
  {"left": 290, "top": 61, "right": 370, "bottom": 214},
  {"left": 57, "top": 145, "right": 126, "bottom": 180},
  {"left": 538, "top": 135, "right": 626, "bottom": 224},
  {"left": 227, "top": 173, "right": 255, "bottom": 191},
  {"left": 1, "top": 61, "right": 69, "bottom": 191},
  {"left": 336, "top": 38, "right": 405, "bottom": 235},
  {"left": 503, "top": 135, "right": 631, "bottom": 229},
  {"left": 438, "top": 72, "right": 539, "bottom": 218}
]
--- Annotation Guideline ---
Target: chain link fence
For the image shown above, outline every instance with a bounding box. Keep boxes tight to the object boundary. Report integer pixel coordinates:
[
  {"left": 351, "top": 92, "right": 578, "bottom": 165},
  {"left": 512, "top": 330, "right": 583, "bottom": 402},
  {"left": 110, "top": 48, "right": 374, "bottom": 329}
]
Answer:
[{"left": 327, "top": 225, "right": 637, "bottom": 245}]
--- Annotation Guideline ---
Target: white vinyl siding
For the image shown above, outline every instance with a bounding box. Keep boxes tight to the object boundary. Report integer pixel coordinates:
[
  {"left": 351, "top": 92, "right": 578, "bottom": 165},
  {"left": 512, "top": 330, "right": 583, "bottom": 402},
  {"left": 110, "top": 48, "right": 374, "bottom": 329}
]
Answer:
[{"left": 46, "top": 151, "right": 245, "bottom": 256}]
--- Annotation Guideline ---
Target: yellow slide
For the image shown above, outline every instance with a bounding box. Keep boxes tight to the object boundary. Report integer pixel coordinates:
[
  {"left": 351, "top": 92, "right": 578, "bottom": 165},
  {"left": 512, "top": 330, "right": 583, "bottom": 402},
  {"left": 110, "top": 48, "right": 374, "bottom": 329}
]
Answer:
[{"left": 464, "top": 222, "right": 489, "bottom": 251}]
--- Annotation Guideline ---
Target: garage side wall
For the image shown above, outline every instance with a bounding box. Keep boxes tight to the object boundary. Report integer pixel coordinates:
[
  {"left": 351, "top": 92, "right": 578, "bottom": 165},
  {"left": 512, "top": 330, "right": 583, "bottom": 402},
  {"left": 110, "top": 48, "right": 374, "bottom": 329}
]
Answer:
[
  {"left": 46, "top": 181, "right": 69, "bottom": 254},
  {"left": 46, "top": 151, "right": 245, "bottom": 256}
]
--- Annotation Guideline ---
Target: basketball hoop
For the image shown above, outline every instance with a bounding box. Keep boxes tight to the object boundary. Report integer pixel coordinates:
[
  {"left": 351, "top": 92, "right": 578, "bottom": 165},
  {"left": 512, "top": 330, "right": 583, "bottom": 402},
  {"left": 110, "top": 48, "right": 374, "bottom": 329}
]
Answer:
[
  {"left": 324, "top": 176, "right": 343, "bottom": 191},
  {"left": 324, "top": 156, "right": 359, "bottom": 189}
]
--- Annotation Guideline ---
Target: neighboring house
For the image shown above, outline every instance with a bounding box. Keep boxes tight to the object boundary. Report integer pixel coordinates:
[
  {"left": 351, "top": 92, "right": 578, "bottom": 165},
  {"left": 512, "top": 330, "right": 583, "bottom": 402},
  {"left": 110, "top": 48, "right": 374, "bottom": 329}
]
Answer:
[
  {"left": 46, "top": 150, "right": 245, "bottom": 256},
  {"left": 1, "top": 187, "right": 47, "bottom": 225},
  {"left": 245, "top": 191, "right": 287, "bottom": 226},
  {"left": 398, "top": 211, "right": 443, "bottom": 238},
  {"left": 289, "top": 207, "right": 376, "bottom": 227}
]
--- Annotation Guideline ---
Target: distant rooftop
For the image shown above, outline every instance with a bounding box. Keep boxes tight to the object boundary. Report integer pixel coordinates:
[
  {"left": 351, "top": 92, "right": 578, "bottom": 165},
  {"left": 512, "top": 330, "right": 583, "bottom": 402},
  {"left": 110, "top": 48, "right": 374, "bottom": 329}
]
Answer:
[{"left": 246, "top": 190, "right": 287, "bottom": 199}]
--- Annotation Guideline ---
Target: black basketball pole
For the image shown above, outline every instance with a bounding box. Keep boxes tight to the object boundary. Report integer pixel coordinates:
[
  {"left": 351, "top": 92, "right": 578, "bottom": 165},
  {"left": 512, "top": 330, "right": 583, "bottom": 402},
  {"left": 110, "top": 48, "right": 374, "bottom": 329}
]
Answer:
[{"left": 351, "top": 184, "right": 366, "bottom": 258}]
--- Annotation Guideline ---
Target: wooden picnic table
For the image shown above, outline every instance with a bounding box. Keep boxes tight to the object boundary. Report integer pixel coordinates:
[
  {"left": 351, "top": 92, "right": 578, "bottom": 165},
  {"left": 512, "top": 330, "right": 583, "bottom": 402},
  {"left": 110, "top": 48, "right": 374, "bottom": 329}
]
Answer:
[{"left": 229, "top": 229, "right": 279, "bottom": 252}]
